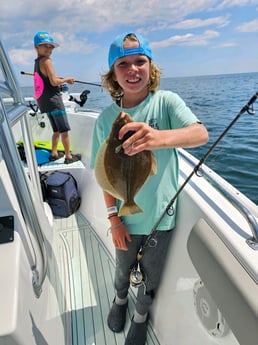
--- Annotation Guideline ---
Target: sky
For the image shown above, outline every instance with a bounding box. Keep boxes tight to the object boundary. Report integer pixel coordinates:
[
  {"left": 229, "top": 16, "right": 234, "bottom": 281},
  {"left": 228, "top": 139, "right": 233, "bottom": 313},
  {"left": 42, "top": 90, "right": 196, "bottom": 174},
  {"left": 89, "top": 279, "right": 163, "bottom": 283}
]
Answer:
[{"left": 1, "top": 0, "right": 258, "bottom": 86}]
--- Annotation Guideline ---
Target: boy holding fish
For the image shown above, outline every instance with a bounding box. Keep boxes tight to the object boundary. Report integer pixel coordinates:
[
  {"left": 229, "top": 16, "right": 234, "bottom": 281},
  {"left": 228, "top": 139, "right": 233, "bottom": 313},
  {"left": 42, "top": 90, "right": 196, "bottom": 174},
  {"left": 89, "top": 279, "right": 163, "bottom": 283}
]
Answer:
[{"left": 91, "top": 32, "right": 208, "bottom": 345}]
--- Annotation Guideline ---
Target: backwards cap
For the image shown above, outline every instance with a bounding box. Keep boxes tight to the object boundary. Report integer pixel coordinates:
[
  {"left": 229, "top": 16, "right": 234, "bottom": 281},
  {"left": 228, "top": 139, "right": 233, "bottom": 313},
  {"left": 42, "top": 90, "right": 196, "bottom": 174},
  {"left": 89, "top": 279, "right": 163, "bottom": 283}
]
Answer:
[
  {"left": 108, "top": 32, "right": 153, "bottom": 68},
  {"left": 34, "top": 31, "right": 59, "bottom": 48}
]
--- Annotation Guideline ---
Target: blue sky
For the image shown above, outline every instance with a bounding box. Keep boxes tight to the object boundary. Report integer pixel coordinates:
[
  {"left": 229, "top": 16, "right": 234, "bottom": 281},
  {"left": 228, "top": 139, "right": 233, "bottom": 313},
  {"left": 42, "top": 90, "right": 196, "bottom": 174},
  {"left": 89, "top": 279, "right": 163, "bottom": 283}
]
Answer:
[{"left": 1, "top": 0, "right": 258, "bottom": 86}]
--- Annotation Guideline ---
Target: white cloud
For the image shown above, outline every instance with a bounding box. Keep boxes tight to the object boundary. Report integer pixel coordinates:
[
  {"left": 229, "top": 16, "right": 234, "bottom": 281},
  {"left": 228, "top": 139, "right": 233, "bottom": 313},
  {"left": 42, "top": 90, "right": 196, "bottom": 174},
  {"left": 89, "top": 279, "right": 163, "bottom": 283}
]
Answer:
[
  {"left": 9, "top": 49, "right": 35, "bottom": 66},
  {"left": 215, "top": 41, "right": 238, "bottom": 48},
  {"left": 49, "top": 32, "right": 98, "bottom": 54},
  {"left": 0, "top": 0, "right": 219, "bottom": 33},
  {"left": 152, "top": 30, "right": 220, "bottom": 48},
  {"left": 171, "top": 16, "right": 230, "bottom": 30},
  {"left": 236, "top": 18, "right": 258, "bottom": 31},
  {"left": 217, "top": 0, "right": 258, "bottom": 9}
]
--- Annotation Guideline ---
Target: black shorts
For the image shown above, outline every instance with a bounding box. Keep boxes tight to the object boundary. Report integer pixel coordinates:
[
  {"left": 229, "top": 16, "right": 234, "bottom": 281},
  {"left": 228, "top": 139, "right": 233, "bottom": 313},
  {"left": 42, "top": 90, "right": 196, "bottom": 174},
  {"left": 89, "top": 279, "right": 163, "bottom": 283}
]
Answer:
[{"left": 47, "top": 109, "right": 71, "bottom": 133}]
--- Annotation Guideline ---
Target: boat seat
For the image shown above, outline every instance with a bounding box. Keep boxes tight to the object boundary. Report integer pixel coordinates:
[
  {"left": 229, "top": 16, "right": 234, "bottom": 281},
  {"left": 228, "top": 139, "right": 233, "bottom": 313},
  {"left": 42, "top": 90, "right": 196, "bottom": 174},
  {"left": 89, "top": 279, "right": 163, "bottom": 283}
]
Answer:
[{"left": 187, "top": 218, "right": 258, "bottom": 345}]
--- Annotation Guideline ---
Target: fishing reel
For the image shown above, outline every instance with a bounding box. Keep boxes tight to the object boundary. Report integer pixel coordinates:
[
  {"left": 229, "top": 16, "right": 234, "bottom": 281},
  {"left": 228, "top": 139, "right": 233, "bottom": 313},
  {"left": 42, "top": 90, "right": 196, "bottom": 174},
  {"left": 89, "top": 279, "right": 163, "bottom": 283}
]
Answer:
[
  {"left": 130, "top": 262, "right": 145, "bottom": 288},
  {"left": 28, "top": 102, "right": 45, "bottom": 128},
  {"left": 69, "top": 90, "right": 90, "bottom": 107},
  {"left": 59, "top": 83, "right": 69, "bottom": 93}
]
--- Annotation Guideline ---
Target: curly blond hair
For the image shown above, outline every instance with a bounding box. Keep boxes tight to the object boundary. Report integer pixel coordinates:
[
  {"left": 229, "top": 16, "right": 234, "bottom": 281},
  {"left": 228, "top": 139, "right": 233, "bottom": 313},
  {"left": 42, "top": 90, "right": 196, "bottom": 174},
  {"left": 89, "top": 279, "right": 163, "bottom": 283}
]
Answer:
[{"left": 101, "top": 34, "right": 161, "bottom": 100}]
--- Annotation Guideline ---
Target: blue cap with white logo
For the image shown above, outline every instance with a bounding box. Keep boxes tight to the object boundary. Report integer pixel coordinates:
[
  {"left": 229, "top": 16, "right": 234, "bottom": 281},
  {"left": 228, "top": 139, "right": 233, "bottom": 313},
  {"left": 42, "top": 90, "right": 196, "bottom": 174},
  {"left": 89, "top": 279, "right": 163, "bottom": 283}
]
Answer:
[
  {"left": 108, "top": 32, "right": 153, "bottom": 68},
  {"left": 34, "top": 31, "right": 59, "bottom": 48}
]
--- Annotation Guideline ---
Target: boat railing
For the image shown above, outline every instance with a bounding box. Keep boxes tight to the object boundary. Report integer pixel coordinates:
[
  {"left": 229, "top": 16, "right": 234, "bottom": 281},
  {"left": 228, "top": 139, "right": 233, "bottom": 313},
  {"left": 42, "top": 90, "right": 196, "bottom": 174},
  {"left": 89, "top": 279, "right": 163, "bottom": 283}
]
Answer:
[
  {"left": 0, "top": 40, "right": 48, "bottom": 297},
  {"left": 179, "top": 149, "right": 258, "bottom": 250}
]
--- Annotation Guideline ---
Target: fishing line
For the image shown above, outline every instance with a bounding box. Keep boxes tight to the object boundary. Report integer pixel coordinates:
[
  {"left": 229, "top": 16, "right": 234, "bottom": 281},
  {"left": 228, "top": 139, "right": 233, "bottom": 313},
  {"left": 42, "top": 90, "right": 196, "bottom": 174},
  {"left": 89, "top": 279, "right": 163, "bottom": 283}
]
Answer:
[
  {"left": 192, "top": 120, "right": 234, "bottom": 172},
  {"left": 205, "top": 100, "right": 255, "bottom": 168}
]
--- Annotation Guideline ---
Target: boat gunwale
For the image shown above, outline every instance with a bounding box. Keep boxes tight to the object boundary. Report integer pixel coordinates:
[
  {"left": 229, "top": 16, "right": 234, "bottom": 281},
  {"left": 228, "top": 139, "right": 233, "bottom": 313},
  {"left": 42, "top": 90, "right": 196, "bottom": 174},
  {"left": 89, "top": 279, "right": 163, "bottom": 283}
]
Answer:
[{"left": 179, "top": 148, "right": 258, "bottom": 248}]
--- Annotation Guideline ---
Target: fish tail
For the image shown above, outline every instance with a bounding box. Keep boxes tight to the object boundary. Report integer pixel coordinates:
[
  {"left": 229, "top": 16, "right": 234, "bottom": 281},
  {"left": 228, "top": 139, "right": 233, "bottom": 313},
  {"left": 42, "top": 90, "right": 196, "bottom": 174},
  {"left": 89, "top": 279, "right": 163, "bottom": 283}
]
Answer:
[{"left": 118, "top": 202, "right": 143, "bottom": 216}]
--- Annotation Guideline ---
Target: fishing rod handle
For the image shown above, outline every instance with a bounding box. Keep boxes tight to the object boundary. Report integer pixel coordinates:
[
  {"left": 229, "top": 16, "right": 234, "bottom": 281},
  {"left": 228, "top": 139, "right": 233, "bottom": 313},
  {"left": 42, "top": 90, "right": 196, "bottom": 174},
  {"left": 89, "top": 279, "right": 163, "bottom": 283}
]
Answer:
[{"left": 20, "top": 71, "right": 34, "bottom": 76}]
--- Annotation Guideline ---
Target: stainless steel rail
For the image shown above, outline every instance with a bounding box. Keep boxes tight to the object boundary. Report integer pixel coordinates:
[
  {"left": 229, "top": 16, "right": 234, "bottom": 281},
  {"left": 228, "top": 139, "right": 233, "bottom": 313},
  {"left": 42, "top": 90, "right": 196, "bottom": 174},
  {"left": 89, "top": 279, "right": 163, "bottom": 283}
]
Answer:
[
  {"left": 0, "top": 40, "right": 48, "bottom": 297},
  {"left": 179, "top": 149, "right": 258, "bottom": 250}
]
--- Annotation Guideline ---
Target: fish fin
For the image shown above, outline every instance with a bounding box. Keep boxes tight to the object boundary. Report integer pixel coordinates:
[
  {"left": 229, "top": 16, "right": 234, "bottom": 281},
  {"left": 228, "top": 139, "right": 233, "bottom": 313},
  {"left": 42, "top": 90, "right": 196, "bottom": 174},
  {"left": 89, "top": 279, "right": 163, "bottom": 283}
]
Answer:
[
  {"left": 150, "top": 154, "right": 157, "bottom": 175},
  {"left": 118, "top": 202, "right": 143, "bottom": 216},
  {"left": 95, "top": 141, "right": 121, "bottom": 198}
]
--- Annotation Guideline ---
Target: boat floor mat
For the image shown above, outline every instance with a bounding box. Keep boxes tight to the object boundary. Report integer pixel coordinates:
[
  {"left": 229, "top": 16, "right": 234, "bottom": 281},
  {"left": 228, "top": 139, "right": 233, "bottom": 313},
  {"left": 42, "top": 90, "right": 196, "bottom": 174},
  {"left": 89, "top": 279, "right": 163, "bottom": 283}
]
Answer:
[{"left": 50, "top": 212, "right": 161, "bottom": 345}]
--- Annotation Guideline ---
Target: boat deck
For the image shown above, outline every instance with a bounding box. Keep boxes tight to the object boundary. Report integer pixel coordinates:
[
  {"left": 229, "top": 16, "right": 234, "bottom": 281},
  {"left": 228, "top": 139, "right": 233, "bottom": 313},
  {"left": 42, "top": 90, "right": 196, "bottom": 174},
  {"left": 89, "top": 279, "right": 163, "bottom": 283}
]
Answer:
[{"left": 52, "top": 211, "right": 160, "bottom": 345}]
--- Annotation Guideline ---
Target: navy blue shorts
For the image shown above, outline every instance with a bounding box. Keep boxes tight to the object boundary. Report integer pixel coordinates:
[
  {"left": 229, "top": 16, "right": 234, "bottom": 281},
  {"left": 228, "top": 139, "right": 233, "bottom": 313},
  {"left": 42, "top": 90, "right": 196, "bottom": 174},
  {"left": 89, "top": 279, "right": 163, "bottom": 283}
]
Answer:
[{"left": 47, "top": 109, "right": 71, "bottom": 133}]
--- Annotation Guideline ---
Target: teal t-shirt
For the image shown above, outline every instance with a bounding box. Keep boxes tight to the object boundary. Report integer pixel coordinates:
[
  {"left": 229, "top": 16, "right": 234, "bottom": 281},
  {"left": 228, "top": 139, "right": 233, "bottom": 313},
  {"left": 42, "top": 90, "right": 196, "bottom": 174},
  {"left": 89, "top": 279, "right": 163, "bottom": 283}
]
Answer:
[{"left": 90, "top": 90, "right": 199, "bottom": 235}]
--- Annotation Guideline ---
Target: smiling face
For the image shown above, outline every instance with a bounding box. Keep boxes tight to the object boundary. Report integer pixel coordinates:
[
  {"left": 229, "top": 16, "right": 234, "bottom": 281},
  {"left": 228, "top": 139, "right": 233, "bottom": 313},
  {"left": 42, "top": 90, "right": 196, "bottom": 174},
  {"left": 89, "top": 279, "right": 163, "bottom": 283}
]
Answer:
[{"left": 113, "top": 39, "right": 151, "bottom": 106}]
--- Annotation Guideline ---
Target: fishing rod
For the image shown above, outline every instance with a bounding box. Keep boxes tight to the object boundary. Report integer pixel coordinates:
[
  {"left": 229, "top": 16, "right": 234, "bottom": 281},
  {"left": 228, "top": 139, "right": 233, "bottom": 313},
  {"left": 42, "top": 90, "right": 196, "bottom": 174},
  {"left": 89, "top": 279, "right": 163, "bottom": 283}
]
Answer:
[
  {"left": 148, "top": 91, "right": 258, "bottom": 242},
  {"left": 20, "top": 71, "right": 102, "bottom": 87},
  {"left": 130, "top": 91, "right": 258, "bottom": 275}
]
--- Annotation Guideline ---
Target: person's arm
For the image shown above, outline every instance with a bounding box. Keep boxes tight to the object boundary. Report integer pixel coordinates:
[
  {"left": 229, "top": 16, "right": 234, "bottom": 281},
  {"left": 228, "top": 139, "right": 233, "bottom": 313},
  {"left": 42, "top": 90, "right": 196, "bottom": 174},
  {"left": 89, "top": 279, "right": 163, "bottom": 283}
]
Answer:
[
  {"left": 103, "top": 191, "right": 131, "bottom": 251},
  {"left": 40, "top": 57, "right": 74, "bottom": 86},
  {"left": 119, "top": 121, "right": 208, "bottom": 155}
]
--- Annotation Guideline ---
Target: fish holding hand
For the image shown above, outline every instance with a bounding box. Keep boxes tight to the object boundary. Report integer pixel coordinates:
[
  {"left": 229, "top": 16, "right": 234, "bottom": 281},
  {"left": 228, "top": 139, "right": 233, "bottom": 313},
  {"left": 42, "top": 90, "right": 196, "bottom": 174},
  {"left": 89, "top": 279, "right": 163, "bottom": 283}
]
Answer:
[{"left": 94, "top": 111, "right": 157, "bottom": 216}]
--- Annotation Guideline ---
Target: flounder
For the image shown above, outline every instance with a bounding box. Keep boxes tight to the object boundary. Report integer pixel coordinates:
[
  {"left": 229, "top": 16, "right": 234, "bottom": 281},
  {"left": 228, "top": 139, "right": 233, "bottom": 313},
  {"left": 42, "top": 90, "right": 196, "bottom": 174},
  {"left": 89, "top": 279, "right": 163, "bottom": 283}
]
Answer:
[{"left": 94, "top": 111, "right": 157, "bottom": 216}]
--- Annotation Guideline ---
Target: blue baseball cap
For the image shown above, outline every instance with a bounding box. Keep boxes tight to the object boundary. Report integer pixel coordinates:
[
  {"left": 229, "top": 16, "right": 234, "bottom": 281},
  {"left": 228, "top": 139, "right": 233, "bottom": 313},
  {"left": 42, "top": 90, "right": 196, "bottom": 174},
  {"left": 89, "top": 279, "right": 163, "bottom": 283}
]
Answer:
[
  {"left": 34, "top": 31, "right": 59, "bottom": 48},
  {"left": 108, "top": 32, "right": 153, "bottom": 68}
]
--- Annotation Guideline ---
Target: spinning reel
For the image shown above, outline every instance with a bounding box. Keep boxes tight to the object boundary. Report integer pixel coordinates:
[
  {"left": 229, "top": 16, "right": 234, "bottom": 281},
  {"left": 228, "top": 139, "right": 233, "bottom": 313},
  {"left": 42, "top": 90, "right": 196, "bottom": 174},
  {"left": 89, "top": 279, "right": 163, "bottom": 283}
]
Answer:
[
  {"left": 28, "top": 101, "right": 45, "bottom": 128},
  {"left": 130, "top": 262, "right": 145, "bottom": 287},
  {"left": 129, "top": 251, "right": 145, "bottom": 288},
  {"left": 69, "top": 90, "right": 90, "bottom": 107}
]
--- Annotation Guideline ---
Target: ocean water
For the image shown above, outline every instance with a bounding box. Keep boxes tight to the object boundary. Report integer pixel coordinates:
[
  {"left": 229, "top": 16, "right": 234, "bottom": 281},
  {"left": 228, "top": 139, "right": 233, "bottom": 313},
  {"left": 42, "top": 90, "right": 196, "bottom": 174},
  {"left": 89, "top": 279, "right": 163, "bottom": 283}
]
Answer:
[{"left": 21, "top": 72, "right": 258, "bottom": 205}]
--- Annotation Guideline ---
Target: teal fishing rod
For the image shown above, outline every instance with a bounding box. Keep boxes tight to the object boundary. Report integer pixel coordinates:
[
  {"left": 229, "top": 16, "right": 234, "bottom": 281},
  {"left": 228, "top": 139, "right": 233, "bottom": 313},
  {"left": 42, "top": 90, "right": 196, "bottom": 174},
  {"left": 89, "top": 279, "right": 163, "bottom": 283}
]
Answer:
[{"left": 20, "top": 71, "right": 102, "bottom": 87}]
